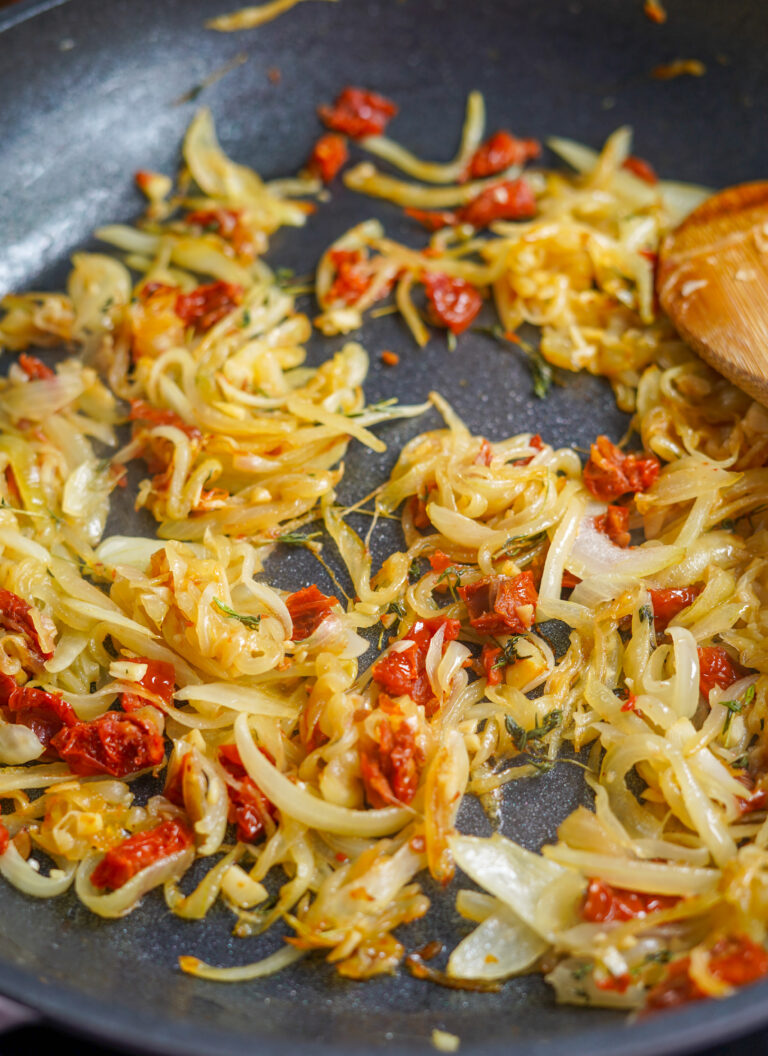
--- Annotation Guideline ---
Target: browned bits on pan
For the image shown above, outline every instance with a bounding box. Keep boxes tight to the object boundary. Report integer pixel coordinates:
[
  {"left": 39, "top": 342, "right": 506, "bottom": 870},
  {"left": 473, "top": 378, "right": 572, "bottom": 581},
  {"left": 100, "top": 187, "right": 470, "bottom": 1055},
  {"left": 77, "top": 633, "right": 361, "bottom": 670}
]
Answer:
[
  {"left": 381, "top": 350, "right": 399, "bottom": 366},
  {"left": 652, "top": 58, "right": 706, "bottom": 79}
]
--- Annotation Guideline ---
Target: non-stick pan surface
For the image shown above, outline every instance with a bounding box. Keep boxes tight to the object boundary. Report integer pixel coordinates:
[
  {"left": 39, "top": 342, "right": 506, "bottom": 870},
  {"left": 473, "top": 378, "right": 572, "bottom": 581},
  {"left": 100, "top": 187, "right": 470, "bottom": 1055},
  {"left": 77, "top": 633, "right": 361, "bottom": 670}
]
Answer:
[{"left": 1, "top": 1, "right": 768, "bottom": 1053}]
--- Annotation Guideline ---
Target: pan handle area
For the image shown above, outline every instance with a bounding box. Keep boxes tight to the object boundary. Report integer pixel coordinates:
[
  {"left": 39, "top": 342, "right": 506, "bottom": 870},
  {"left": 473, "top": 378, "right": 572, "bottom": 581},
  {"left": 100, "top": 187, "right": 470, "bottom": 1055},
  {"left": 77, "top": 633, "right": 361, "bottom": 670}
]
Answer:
[{"left": 0, "top": 995, "right": 38, "bottom": 1032}]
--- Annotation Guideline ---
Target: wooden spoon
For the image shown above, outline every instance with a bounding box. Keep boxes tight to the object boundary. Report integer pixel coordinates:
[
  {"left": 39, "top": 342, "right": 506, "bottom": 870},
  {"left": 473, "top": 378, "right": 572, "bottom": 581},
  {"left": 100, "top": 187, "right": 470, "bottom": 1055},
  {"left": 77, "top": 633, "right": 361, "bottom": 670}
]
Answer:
[{"left": 657, "top": 181, "right": 768, "bottom": 405}]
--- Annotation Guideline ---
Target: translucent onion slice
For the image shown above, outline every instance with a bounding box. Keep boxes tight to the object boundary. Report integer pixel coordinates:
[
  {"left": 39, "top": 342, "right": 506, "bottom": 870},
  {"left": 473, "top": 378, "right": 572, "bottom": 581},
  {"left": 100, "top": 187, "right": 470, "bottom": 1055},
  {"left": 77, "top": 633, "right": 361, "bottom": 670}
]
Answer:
[
  {"left": 76, "top": 845, "right": 195, "bottom": 918},
  {"left": 179, "top": 943, "right": 304, "bottom": 982},
  {"left": 542, "top": 846, "right": 718, "bottom": 896},
  {"left": 234, "top": 713, "right": 409, "bottom": 836},
  {"left": 0, "top": 844, "right": 76, "bottom": 898},
  {"left": 0, "top": 724, "right": 44, "bottom": 765},
  {"left": 447, "top": 900, "right": 548, "bottom": 980},
  {"left": 449, "top": 832, "right": 564, "bottom": 935}
]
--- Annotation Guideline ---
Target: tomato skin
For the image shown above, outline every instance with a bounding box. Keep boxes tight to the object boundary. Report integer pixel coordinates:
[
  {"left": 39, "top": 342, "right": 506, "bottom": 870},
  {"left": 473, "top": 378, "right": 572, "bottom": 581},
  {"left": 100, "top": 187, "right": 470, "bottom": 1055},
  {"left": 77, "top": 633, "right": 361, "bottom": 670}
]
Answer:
[
  {"left": 0, "top": 673, "right": 77, "bottom": 749},
  {"left": 327, "top": 249, "right": 372, "bottom": 305},
  {"left": 90, "top": 818, "right": 193, "bottom": 891},
  {"left": 459, "top": 571, "right": 538, "bottom": 635},
  {"left": 649, "top": 587, "right": 701, "bottom": 628},
  {"left": 128, "top": 399, "right": 201, "bottom": 441},
  {"left": 593, "top": 505, "right": 631, "bottom": 548},
  {"left": 466, "top": 130, "right": 541, "bottom": 180},
  {"left": 218, "top": 744, "right": 277, "bottom": 843},
  {"left": 481, "top": 643, "right": 503, "bottom": 687},
  {"left": 121, "top": 658, "right": 177, "bottom": 712},
  {"left": 582, "top": 879, "right": 680, "bottom": 923},
  {"left": 51, "top": 712, "right": 164, "bottom": 778},
  {"left": 423, "top": 272, "right": 483, "bottom": 335},
  {"left": 583, "top": 435, "right": 660, "bottom": 502},
  {"left": 428, "top": 551, "right": 457, "bottom": 575},
  {"left": 371, "top": 618, "right": 461, "bottom": 714},
  {"left": 646, "top": 936, "right": 768, "bottom": 1011},
  {"left": 623, "top": 155, "right": 658, "bottom": 184},
  {"left": 0, "top": 588, "right": 54, "bottom": 665},
  {"left": 360, "top": 716, "right": 423, "bottom": 808},
  {"left": 18, "top": 353, "right": 55, "bottom": 380},
  {"left": 286, "top": 585, "right": 338, "bottom": 641},
  {"left": 0, "top": 823, "right": 8, "bottom": 856},
  {"left": 175, "top": 281, "right": 243, "bottom": 333},
  {"left": 307, "top": 133, "right": 349, "bottom": 182},
  {"left": 513, "top": 434, "right": 544, "bottom": 467},
  {"left": 697, "top": 645, "right": 740, "bottom": 698},
  {"left": 404, "top": 208, "right": 457, "bottom": 231},
  {"left": 458, "top": 179, "right": 537, "bottom": 227},
  {"left": 318, "top": 86, "right": 398, "bottom": 139}
]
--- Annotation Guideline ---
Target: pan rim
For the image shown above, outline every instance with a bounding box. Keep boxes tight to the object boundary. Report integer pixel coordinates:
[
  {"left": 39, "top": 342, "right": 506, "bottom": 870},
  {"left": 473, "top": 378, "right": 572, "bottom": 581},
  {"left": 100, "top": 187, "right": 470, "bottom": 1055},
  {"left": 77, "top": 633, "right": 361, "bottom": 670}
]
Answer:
[{"left": 1, "top": 0, "right": 768, "bottom": 1053}]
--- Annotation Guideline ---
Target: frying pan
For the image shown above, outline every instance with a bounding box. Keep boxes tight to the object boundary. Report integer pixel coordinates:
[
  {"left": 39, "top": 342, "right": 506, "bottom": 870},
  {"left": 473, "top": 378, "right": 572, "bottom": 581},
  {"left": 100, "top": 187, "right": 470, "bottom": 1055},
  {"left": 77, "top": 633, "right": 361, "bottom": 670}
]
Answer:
[{"left": 1, "top": 1, "right": 767, "bottom": 1053}]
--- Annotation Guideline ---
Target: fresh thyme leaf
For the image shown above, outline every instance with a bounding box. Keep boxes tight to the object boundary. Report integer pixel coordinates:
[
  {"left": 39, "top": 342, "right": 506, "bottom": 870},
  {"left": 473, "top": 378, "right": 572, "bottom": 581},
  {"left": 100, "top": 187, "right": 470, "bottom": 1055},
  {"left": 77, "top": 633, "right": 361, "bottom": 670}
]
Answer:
[
  {"left": 409, "top": 558, "right": 429, "bottom": 584},
  {"left": 480, "top": 325, "right": 553, "bottom": 399},
  {"left": 505, "top": 708, "right": 562, "bottom": 752},
  {"left": 639, "top": 604, "right": 654, "bottom": 623},
  {"left": 346, "top": 398, "right": 399, "bottom": 419},
  {"left": 495, "top": 531, "right": 546, "bottom": 558},
  {"left": 387, "top": 601, "right": 406, "bottom": 619},
  {"left": 493, "top": 636, "right": 522, "bottom": 670},
  {"left": 214, "top": 598, "right": 261, "bottom": 629},
  {"left": 278, "top": 530, "right": 322, "bottom": 548},
  {"left": 722, "top": 684, "right": 756, "bottom": 736},
  {"left": 240, "top": 309, "right": 252, "bottom": 328},
  {"left": 274, "top": 267, "right": 294, "bottom": 285}
]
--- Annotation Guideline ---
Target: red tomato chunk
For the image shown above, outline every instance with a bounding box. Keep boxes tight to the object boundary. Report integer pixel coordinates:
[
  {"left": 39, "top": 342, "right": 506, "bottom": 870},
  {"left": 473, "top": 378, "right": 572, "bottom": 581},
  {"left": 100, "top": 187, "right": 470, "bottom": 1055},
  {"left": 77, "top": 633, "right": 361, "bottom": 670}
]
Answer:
[
  {"left": 371, "top": 618, "right": 460, "bottom": 714},
  {"left": 0, "top": 589, "right": 54, "bottom": 665},
  {"left": 697, "top": 645, "right": 740, "bottom": 698},
  {"left": 318, "top": 86, "right": 398, "bottom": 139},
  {"left": 404, "top": 208, "right": 457, "bottom": 231},
  {"left": 459, "top": 572, "right": 538, "bottom": 636},
  {"left": 459, "top": 179, "right": 537, "bottom": 228},
  {"left": 423, "top": 272, "right": 483, "bottom": 335},
  {"left": 649, "top": 587, "right": 701, "bottom": 628},
  {"left": 286, "top": 585, "right": 338, "bottom": 641},
  {"left": 18, "top": 353, "right": 55, "bottom": 381},
  {"left": 51, "top": 712, "right": 164, "bottom": 777},
  {"left": 121, "top": 657, "right": 177, "bottom": 712},
  {"left": 175, "top": 281, "right": 243, "bottom": 333},
  {"left": 594, "top": 505, "right": 631, "bottom": 548},
  {"left": 90, "top": 818, "right": 193, "bottom": 891},
  {"left": 0, "top": 674, "right": 76, "bottom": 748},
  {"left": 307, "top": 133, "right": 349, "bottom": 182},
  {"left": 646, "top": 935, "right": 768, "bottom": 1011},
  {"left": 622, "top": 155, "right": 658, "bottom": 185},
  {"left": 218, "top": 743, "right": 277, "bottom": 843},
  {"left": 481, "top": 643, "right": 503, "bottom": 687},
  {"left": 0, "top": 823, "right": 8, "bottom": 856},
  {"left": 465, "top": 131, "right": 541, "bottom": 180},
  {"left": 327, "top": 249, "right": 373, "bottom": 305},
  {"left": 583, "top": 435, "right": 660, "bottom": 502},
  {"left": 360, "top": 716, "right": 423, "bottom": 808},
  {"left": 582, "top": 879, "right": 680, "bottom": 923}
]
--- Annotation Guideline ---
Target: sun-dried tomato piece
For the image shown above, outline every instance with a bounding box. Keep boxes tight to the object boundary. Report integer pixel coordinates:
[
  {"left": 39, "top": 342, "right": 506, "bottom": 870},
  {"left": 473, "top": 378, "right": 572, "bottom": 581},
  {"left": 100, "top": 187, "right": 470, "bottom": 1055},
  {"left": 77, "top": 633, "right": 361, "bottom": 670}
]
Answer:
[
  {"left": 218, "top": 743, "right": 277, "bottom": 843},
  {"left": 423, "top": 272, "right": 483, "bottom": 335},
  {"left": 513, "top": 434, "right": 544, "bottom": 467},
  {"left": 697, "top": 645, "right": 740, "bottom": 698},
  {"left": 371, "top": 618, "right": 461, "bottom": 714},
  {"left": 327, "top": 249, "right": 372, "bottom": 305},
  {"left": 465, "top": 131, "right": 541, "bottom": 180},
  {"left": 458, "top": 179, "right": 537, "bottom": 228},
  {"left": 128, "top": 399, "right": 201, "bottom": 441},
  {"left": 583, "top": 435, "right": 660, "bottom": 502},
  {"left": 121, "top": 657, "right": 177, "bottom": 712},
  {"left": 0, "top": 589, "right": 54, "bottom": 665},
  {"left": 318, "top": 86, "right": 397, "bottom": 139},
  {"left": 594, "top": 505, "right": 631, "bottom": 548},
  {"left": 646, "top": 936, "right": 768, "bottom": 1011},
  {"left": 0, "top": 823, "right": 8, "bottom": 856},
  {"left": 185, "top": 207, "right": 254, "bottom": 258},
  {"left": 582, "top": 879, "right": 680, "bottom": 923},
  {"left": 649, "top": 587, "right": 701, "bottom": 628},
  {"left": 18, "top": 354, "right": 55, "bottom": 381},
  {"left": 360, "top": 716, "right": 423, "bottom": 808},
  {"left": 307, "top": 133, "right": 349, "bottom": 182},
  {"left": 0, "top": 674, "right": 77, "bottom": 749},
  {"left": 459, "top": 572, "right": 538, "bottom": 636},
  {"left": 404, "top": 208, "right": 458, "bottom": 231},
  {"left": 51, "top": 711, "right": 164, "bottom": 778},
  {"left": 90, "top": 818, "right": 193, "bottom": 891},
  {"left": 175, "top": 281, "right": 243, "bottom": 333},
  {"left": 623, "top": 155, "right": 658, "bottom": 184},
  {"left": 286, "top": 585, "right": 338, "bottom": 641},
  {"left": 481, "top": 643, "right": 503, "bottom": 687}
]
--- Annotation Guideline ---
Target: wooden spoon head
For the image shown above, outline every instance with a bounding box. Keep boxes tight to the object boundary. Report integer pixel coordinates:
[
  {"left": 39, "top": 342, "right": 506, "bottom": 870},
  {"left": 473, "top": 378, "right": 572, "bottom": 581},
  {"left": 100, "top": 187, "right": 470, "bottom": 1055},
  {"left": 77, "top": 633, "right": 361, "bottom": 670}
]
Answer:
[{"left": 657, "top": 181, "right": 768, "bottom": 405}]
